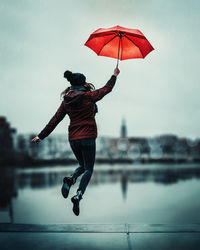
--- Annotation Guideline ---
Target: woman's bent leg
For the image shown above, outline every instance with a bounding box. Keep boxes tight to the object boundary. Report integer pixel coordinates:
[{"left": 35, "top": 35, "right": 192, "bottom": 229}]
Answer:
[
  {"left": 77, "top": 138, "right": 96, "bottom": 195},
  {"left": 72, "top": 165, "right": 85, "bottom": 180}
]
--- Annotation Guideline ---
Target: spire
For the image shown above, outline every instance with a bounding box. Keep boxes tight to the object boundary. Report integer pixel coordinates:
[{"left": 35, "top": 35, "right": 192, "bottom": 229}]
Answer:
[{"left": 120, "top": 117, "right": 127, "bottom": 138}]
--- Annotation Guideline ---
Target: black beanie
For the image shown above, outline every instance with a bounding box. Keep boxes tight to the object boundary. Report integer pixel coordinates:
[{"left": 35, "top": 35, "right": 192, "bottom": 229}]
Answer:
[{"left": 64, "top": 70, "right": 86, "bottom": 86}]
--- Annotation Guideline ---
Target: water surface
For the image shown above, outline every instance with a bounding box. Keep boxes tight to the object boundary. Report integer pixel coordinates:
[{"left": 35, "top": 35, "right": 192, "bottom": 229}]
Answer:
[{"left": 0, "top": 163, "right": 200, "bottom": 224}]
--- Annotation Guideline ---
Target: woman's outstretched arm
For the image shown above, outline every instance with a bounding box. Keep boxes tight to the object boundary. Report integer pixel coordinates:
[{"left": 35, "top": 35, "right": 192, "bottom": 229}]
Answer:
[
  {"left": 85, "top": 67, "right": 120, "bottom": 102},
  {"left": 32, "top": 100, "right": 67, "bottom": 142}
]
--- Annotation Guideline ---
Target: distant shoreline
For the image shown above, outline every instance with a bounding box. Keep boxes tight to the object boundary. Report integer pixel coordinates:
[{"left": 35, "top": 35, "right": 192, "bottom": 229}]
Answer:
[{"left": 1, "top": 157, "right": 200, "bottom": 167}]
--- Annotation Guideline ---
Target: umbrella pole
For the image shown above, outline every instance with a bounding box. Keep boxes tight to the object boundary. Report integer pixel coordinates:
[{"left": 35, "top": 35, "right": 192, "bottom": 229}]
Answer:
[
  {"left": 116, "top": 34, "right": 122, "bottom": 68},
  {"left": 117, "top": 58, "right": 119, "bottom": 68}
]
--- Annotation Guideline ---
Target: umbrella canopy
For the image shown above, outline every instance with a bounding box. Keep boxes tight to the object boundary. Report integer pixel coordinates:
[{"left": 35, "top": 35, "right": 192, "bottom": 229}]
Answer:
[{"left": 85, "top": 25, "right": 154, "bottom": 65}]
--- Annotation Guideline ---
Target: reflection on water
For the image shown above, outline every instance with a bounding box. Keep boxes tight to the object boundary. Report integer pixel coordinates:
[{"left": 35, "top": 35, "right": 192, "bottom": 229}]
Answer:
[
  {"left": 0, "top": 168, "right": 17, "bottom": 223},
  {"left": 16, "top": 164, "right": 200, "bottom": 188},
  {"left": 0, "top": 164, "right": 200, "bottom": 224}
]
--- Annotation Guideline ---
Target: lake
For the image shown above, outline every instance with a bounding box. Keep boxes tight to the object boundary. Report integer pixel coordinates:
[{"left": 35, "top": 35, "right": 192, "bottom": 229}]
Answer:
[{"left": 0, "top": 163, "right": 200, "bottom": 224}]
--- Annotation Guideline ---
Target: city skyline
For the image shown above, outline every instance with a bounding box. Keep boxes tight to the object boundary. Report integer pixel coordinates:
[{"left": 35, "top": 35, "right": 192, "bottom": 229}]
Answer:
[{"left": 1, "top": 115, "right": 200, "bottom": 166}]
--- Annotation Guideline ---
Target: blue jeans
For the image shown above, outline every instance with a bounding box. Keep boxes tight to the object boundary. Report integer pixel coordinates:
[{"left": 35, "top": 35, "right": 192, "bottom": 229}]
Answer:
[{"left": 70, "top": 138, "right": 96, "bottom": 195}]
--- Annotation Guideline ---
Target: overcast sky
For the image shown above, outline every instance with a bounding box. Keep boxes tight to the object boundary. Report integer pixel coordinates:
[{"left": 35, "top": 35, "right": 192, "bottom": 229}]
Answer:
[{"left": 0, "top": 0, "right": 200, "bottom": 139}]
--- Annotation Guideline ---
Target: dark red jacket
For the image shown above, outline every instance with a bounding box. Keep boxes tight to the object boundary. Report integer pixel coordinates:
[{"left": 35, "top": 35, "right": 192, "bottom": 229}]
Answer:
[{"left": 38, "top": 75, "right": 117, "bottom": 141}]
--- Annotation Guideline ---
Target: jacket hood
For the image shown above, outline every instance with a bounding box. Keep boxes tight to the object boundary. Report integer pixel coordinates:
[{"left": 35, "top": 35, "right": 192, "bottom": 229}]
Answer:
[{"left": 64, "top": 88, "right": 86, "bottom": 107}]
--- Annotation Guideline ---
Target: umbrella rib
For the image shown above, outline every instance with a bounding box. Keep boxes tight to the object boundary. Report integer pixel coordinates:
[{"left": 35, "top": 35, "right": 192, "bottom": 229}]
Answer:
[
  {"left": 120, "top": 36, "right": 123, "bottom": 60},
  {"left": 123, "top": 32, "right": 145, "bottom": 39},
  {"left": 123, "top": 34, "right": 144, "bottom": 58},
  {"left": 97, "top": 34, "right": 118, "bottom": 56},
  {"left": 89, "top": 32, "right": 117, "bottom": 39}
]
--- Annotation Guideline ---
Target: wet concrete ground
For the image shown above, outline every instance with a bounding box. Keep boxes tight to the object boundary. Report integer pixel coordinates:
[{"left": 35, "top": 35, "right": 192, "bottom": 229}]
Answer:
[
  {"left": 1, "top": 232, "right": 200, "bottom": 250},
  {"left": 0, "top": 224, "right": 200, "bottom": 250}
]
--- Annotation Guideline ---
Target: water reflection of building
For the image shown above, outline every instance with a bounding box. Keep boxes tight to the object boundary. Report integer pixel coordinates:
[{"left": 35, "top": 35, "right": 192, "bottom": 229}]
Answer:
[
  {"left": 0, "top": 168, "right": 17, "bottom": 223},
  {"left": 1, "top": 164, "right": 200, "bottom": 223},
  {"left": 119, "top": 118, "right": 128, "bottom": 199},
  {"left": 15, "top": 165, "right": 200, "bottom": 199},
  {"left": 121, "top": 170, "right": 128, "bottom": 200}
]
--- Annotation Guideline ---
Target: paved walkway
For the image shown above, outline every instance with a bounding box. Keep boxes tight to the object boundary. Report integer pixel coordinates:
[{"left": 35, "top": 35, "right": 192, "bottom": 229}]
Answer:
[{"left": 0, "top": 223, "right": 200, "bottom": 250}]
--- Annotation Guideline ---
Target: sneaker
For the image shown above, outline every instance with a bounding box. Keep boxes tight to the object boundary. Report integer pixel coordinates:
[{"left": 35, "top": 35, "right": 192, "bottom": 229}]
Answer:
[
  {"left": 71, "top": 190, "right": 82, "bottom": 216},
  {"left": 61, "top": 177, "right": 73, "bottom": 199}
]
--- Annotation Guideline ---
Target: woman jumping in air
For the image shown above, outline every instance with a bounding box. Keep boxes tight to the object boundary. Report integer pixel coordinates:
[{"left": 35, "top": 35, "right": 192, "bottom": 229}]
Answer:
[{"left": 31, "top": 66, "right": 120, "bottom": 216}]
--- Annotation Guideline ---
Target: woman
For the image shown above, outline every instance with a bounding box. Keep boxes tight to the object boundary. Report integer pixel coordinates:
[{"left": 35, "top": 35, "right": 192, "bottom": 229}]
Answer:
[{"left": 31, "top": 66, "right": 120, "bottom": 216}]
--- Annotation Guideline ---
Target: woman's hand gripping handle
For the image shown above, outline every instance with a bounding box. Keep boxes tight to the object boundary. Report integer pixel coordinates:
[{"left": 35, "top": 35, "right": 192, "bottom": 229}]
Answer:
[{"left": 113, "top": 66, "right": 120, "bottom": 76}]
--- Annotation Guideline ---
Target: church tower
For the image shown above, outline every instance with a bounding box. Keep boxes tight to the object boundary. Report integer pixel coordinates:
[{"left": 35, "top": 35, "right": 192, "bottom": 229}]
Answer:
[{"left": 120, "top": 118, "right": 127, "bottom": 138}]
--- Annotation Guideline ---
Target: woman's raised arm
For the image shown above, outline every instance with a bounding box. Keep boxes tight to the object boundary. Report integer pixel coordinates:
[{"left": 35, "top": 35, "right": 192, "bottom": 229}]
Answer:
[{"left": 85, "top": 67, "right": 120, "bottom": 103}]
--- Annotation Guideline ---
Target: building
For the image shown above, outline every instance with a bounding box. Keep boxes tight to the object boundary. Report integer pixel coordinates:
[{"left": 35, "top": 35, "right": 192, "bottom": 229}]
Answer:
[{"left": 0, "top": 116, "right": 17, "bottom": 164}]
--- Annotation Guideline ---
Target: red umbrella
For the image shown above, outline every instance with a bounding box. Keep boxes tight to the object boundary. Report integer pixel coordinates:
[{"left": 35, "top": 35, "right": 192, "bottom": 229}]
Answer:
[{"left": 85, "top": 25, "right": 154, "bottom": 66}]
